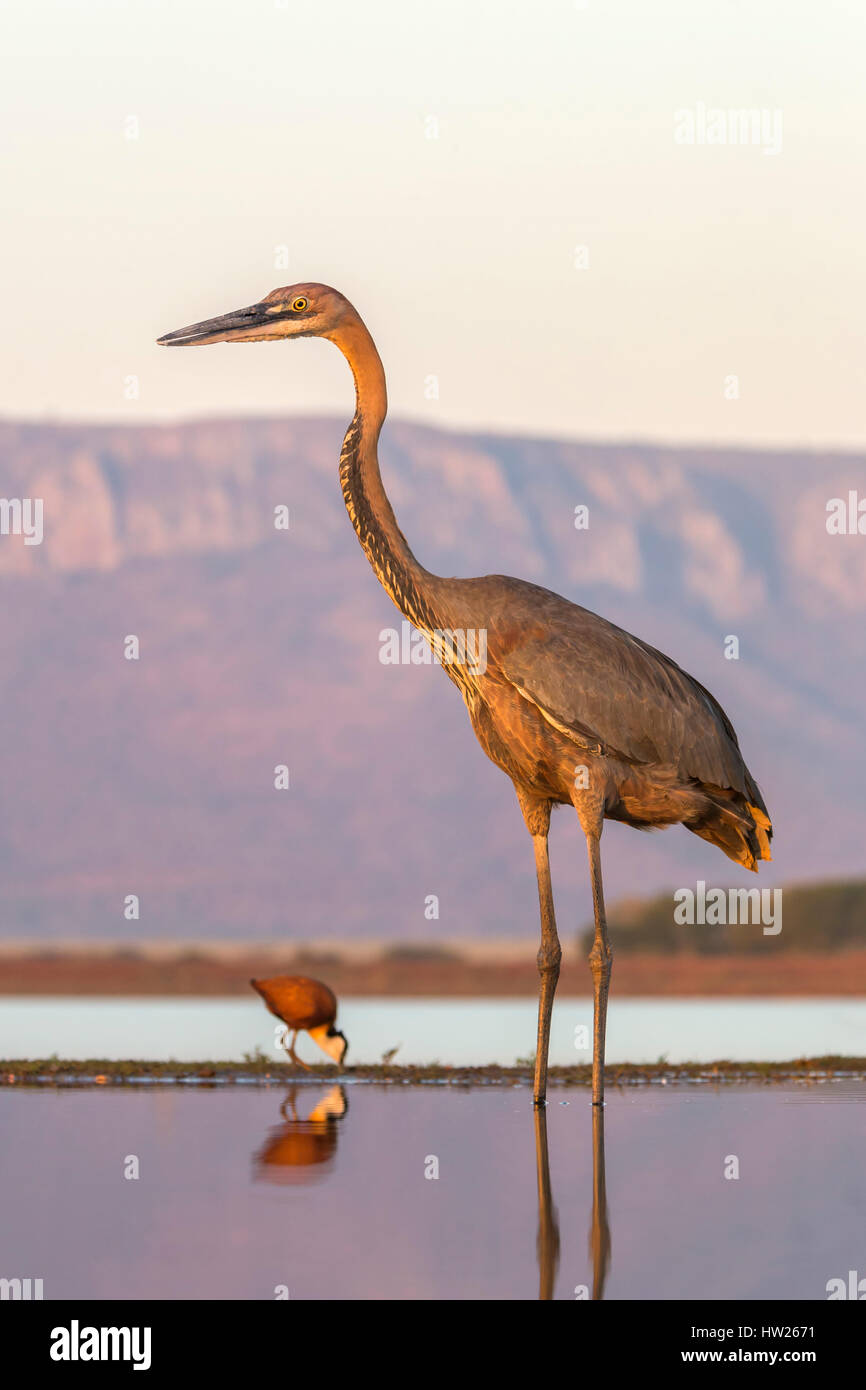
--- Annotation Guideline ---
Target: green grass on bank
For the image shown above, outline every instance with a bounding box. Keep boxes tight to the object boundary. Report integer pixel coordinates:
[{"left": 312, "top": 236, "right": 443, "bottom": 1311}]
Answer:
[{"left": 579, "top": 877, "right": 866, "bottom": 954}]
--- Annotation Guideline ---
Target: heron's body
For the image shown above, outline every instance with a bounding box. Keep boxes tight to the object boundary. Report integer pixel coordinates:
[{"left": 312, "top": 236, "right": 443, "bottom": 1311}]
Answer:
[
  {"left": 384, "top": 571, "right": 770, "bottom": 870},
  {"left": 161, "top": 281, "right": 772, "bottom": 1105},
  {"left": 250, "top": 975, "right": 347, "bottom": 1068}
]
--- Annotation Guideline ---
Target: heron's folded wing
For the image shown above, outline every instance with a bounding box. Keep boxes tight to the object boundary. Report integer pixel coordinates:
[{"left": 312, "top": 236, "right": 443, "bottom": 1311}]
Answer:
[{"left": 499, "top": 625, "right": 749, "bottom": 793}]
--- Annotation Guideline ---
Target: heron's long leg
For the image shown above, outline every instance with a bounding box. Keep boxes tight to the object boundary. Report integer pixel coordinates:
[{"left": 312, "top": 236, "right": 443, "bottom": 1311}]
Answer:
[
  {"left": 585, "top": 831, "right": 613, "bottom": 1106},
  {"left": 532, "top": 832, "right": 562, "bottom": 1106}
]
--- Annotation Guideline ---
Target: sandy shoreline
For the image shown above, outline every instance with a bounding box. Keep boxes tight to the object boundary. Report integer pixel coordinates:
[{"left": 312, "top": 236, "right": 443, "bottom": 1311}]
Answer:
[{"left": 1, "top": 947, "right": 865, "bottom": 996}]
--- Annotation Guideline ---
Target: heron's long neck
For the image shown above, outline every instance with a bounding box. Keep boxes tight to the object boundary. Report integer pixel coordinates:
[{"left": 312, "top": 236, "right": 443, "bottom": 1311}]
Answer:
[{"left": 329, "top": 318, "right": 441, "bottom": 633}]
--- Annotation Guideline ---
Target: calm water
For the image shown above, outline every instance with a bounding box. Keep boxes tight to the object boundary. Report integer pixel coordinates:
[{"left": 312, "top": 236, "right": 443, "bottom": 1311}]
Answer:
[
  {"left": 0, "top": 996, "right": 864, "bottom": 1065},
  {"left": 1, "top": 1082, "right": 863, "bottom": 1299}
]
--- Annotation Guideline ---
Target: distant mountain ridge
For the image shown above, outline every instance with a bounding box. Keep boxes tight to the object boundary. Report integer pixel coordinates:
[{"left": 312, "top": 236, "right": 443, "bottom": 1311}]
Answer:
[{"left": 0, "top": 416, "right": 863, "bottom": 940}]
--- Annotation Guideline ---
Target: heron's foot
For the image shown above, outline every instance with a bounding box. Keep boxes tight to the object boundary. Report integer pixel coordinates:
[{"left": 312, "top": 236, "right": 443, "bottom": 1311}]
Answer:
[
  {"left": 532, "top": 1053, "right": 551, "bottom": 1106},
  {"left": 591, "top": 1065, "right": 606, "bottom": 1105}
]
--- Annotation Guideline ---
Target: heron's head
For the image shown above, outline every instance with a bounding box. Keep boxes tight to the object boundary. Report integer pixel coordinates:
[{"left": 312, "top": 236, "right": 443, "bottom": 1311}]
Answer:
[
  {"left": 157, "top": 283, "right": 355, "bottom": 348},
  {"left": 309, "top": 1023, "right": 349, "bottom": 1069}
]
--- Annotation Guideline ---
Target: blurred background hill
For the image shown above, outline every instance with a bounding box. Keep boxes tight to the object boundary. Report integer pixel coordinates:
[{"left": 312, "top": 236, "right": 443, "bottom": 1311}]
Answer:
[{"left": 0, "top": 416, "right": 863, "bottom": 944}]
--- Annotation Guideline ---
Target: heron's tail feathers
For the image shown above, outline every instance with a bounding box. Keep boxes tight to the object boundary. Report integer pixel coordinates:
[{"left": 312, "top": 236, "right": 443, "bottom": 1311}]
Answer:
[
  {"left": 748, "top": 803, "right": 773, "bottom": 862},
  {"left": 609, "top": 768, "right": 772, "bottom": 871},
  {"left": 687, "top": 788, "right": 773, "bottom": 872}
]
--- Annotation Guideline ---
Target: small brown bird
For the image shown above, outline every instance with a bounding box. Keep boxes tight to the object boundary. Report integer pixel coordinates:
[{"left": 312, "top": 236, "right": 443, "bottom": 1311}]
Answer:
[{"left": 250, "top": 975, "right": 348, "bottom": 1069}]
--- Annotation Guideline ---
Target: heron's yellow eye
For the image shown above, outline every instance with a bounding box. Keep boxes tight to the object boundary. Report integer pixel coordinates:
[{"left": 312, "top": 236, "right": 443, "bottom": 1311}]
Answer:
[{"left": 292, "top": 297, "right": 308, "bottom": 312}]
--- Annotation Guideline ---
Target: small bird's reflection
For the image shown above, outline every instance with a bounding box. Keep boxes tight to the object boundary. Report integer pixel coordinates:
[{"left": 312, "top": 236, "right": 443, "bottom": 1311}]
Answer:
[
  {"left": 534, "top": 1102, "right": 611, "bottom": 1300},
  {"left": 253, "top": 1084, "right": 348, "bottom": 1185}
]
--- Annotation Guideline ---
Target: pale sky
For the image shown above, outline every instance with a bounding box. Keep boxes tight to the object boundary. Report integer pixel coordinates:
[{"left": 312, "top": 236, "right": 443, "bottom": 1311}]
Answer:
[{"left": 1, "top": 0, "right": 864, "bottom": 447}]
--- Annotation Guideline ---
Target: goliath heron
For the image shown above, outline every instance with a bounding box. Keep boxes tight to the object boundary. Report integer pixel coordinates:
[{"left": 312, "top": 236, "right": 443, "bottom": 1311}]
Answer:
[{"left": 159, "top": 283, "right": 772, "bottom": 1106}]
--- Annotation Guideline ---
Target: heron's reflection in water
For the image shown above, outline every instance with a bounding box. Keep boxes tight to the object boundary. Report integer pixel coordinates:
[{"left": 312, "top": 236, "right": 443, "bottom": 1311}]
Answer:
[
  {"left": 253, "top": 1085, "right": 348, "bottom": 1185},
  {"left": 534, "top": 1104, "right": 611, "bottom": 1300},
  {"left": 534, "top": 1107, "right": 560, "bottom": 1299},
  {"left": 588, "top": 1107, "right": 611, "bottom": 1300}
]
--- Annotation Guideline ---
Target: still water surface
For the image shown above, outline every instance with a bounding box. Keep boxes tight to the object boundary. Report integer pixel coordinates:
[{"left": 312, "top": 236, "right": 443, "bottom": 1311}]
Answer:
[
  {"left": 1, "top": 1082, "right": 862, "bottom": 1299},
  {"left": 1, "top": 996, "right": 864, "bottom": 1065}
]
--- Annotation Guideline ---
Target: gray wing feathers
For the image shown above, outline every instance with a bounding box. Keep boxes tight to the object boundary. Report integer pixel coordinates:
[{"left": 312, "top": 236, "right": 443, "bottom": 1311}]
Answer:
[{"left": 498, "top": 608, "right": 751, "bottom": 795}]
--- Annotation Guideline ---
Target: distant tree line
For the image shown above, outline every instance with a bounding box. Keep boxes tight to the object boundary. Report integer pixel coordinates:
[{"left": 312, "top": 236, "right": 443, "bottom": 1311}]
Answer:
[{"left": 578, "top": 878, "right": 866, "bottom": 954}]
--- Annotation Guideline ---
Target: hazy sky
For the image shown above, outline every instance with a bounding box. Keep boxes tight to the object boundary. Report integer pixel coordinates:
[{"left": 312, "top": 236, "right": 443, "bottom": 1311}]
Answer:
[{"left": 2, "top": 0, "right": 864, "bottom": 446}]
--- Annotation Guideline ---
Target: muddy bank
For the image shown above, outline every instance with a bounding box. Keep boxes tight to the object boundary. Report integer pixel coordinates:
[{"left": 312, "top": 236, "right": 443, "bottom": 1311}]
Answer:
[
  {"left": 2, "top": 1055, "right": 864, "bottom": 1088},
  {"left": 2, "top": 948, "right": 866, "bottom": 996}
]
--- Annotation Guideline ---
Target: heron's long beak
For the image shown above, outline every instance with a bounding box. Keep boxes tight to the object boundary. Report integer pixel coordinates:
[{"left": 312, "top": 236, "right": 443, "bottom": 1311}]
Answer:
[{"left": 157, "top": 301, "right": 288, "bottom": 346}]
